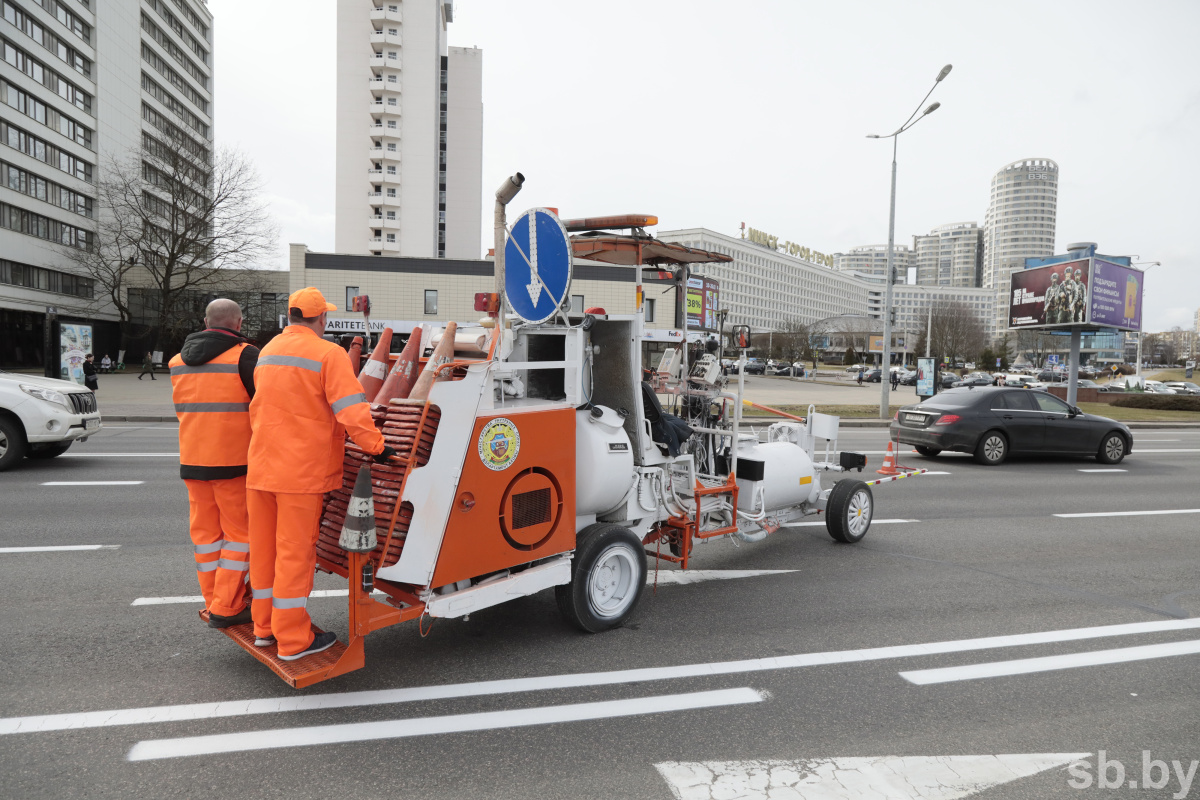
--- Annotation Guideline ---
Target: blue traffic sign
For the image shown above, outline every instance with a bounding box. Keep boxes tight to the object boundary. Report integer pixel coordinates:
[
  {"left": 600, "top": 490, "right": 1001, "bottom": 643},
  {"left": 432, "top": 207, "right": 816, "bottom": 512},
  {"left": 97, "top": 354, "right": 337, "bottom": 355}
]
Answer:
[
  {"left": 1047, "top": 354, "right": 1059, "bottom": 365},
  {"left": 505, "top": 208, "right": 572, "bottom": 324}
]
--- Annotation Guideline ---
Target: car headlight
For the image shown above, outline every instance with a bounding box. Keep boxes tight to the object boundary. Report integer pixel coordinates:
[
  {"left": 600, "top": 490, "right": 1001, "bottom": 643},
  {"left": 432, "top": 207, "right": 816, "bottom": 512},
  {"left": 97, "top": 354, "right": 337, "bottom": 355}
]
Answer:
[{"left": 20, "top": 383, "right": 71, "bottom": 411}]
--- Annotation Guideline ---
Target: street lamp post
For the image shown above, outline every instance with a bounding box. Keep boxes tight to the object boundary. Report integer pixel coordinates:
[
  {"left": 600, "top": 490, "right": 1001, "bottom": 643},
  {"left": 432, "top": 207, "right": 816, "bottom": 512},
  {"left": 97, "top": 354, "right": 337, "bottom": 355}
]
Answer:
[{"left": 868, "top": 64, "right": 952, "bottom": 418}]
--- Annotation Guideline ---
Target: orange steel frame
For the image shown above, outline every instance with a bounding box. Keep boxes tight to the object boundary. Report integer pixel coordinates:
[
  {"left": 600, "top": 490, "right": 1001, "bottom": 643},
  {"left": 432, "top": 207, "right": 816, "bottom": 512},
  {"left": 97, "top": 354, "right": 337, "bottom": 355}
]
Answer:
[{"left": 643, "top": 473, "right": 739, "bottom": 570}]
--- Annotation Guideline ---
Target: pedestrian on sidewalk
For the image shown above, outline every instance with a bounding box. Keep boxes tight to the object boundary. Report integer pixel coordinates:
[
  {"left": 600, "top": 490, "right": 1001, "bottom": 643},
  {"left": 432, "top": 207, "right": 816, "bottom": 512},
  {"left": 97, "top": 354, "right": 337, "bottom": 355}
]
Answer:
[
  {"left": 170, "top": 298, "right": 260, "bottom": 628},
  {"left": 890, "top": 369, "right": 899, "bottom": 391},
  {"left": 99, "top": 354, "right": 112, "bottom": 373},
  {"left": 82, "top": 354, "right": 99, "bottom": 392},
  {"left": 138, "top": 351, "right": 156, "bottom": 380},
  {"left": 856, "top": 368, "right": 864, "bottom": 386}
]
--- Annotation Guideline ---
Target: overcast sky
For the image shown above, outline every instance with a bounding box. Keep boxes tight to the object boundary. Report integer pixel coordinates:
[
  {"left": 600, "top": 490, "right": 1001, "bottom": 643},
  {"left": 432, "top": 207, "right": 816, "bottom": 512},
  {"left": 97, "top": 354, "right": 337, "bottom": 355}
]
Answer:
[{"left": 210, "top": 0, "right": 1199, "bottom": 331}]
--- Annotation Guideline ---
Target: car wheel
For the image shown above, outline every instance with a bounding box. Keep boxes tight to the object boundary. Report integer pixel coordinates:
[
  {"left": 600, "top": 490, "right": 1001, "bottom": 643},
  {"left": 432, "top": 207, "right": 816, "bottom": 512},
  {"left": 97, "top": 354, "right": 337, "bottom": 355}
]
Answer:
[
  {"left": 973, "top": 430, "right": 1008, "bottom": 466},
  {"left": 914, "top": 446, "right": 941, "bottom": 457},
  {"left": 1096, "top": 432, "right": 1127, "bottom": 465},
  {"left": 556, "top": 523, "right": 646, "bottom": 633},
  {"left": 28, "top": 442, "right": 72, "bottom": 459},
  {"left": 825, "top": 479, "right": 873, "bottom": 543},
  {"left": 0, "top": 416, "right": 28, "bottom": 471}
]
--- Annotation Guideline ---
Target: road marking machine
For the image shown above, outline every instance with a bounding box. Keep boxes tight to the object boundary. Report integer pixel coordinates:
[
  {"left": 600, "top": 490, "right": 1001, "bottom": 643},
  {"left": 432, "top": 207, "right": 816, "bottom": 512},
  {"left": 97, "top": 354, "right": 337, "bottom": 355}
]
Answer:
[{"left": 216, "top": 173, "right": 923, "bottom": 687}]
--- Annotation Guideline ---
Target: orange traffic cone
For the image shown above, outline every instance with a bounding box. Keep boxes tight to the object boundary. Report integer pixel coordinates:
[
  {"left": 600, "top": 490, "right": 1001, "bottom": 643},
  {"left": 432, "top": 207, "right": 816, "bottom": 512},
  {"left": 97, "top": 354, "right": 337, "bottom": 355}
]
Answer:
[
  {"left": 338, "top": 465, "right": 377, "bottom": 553},
  {"left": 876, "top": 440, "right": 902, "bottom": 476},
  {"left": 347, "top": 336, "right": 363, "bottom": 377},
  {"left": 409, "top": 321, "right": 457, "bottom": 401},
  {"left": 358, "top": 327, "right": 393, "bottom": 401},
  {"left": 373, "top": 328, "right": 423, "bottom": 405}
]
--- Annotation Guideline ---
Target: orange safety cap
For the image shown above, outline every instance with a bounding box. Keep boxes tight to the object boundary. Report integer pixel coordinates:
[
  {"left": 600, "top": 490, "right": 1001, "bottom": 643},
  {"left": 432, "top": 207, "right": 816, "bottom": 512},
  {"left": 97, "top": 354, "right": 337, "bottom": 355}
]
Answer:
[{"left": 289, "top": 286, "right": 337, "bottom": 316}]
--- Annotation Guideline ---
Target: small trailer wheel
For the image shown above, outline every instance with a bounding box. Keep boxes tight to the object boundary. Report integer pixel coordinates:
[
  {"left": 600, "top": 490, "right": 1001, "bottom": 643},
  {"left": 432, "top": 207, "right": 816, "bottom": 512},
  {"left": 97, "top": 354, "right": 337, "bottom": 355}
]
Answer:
[
  {"left": 557, "top": 523, "right": 646, "bottom": 633},
  {"left": 825, "top": 479, "right": 873, "bottom": 544}
]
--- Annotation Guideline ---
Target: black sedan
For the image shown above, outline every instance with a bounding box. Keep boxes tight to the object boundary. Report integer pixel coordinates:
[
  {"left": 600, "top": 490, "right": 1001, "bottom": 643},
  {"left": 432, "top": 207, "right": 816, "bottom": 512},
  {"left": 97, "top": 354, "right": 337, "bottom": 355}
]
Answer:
[
  {"left": 951, "top": 372, "right": 995, "bottom": 388},
  {"left": 889, "top": 386, "right": 1133, "bottom": 466},
  {"left": 864, "top": 368, "right": 883, "bottom": 383}
]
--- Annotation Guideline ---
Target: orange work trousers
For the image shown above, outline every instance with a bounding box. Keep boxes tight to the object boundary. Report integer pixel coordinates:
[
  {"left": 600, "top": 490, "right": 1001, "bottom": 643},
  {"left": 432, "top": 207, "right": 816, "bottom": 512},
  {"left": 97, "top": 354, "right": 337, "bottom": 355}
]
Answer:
[
  {"left": 184, "top": 477, "right": 250, "bottom": 617},
  {"left": 247, "top": 490, "right": 323, "bottom": 657}
]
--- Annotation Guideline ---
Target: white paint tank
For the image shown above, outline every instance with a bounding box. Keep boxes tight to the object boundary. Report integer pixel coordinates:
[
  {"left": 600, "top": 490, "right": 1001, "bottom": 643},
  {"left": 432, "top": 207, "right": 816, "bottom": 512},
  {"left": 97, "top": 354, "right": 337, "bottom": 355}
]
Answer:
[
  {"left": 735, "top": 442, "right": 818, "bottom": 512},
  {"left": 575, "top": 406, "right": 635, "bottom": 516}
]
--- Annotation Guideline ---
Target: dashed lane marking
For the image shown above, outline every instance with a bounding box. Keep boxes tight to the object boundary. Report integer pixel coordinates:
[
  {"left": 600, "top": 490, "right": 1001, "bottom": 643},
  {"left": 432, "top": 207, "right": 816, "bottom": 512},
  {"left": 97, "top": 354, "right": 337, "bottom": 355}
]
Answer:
[
  {"left": 900, "top": 639, "right": 1200, "bottom": 685},
  {"left": 59, "top": 453, "right": 180, "bottom": 458},
  {"left": 784, "top": 519, "right": 917, "bottom": 528},
  {"left": 0, "top": 545, "right": 120, "bottom": 553},
  {"left": 6, "top": 618, "right": 1200, "bottom": 736},
  {"left": 40, "top": 481, "right": 145, "bottom": 486},
  {"left": 1077, "top": 469, "right": 1127, "bottom": 473},
  {"left": 1055, "top": 508, "right": 1200, "bottom": 518},
  {"left": 131, "top": 589, "right": 379, "bottom": 606},
  {"left": 125, "top": 688, "right": 764, "bottom": 761}
]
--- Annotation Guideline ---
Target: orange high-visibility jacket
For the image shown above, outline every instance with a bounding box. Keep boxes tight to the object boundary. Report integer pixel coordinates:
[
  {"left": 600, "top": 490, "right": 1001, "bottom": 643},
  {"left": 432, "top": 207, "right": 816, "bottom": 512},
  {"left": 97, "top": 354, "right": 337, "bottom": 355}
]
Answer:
[
  {"left": 247, "top": 325, "right": 385, "bottom": 494},
  {"left": 170, "top": 343, "right": 253, "bottom": 480}
]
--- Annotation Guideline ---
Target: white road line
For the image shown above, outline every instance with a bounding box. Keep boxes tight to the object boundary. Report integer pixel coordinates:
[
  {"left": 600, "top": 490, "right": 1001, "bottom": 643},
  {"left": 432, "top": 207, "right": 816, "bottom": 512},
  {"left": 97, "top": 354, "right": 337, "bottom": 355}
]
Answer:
[
  {"left": 0, "top": 545, "right": 120, "bottom": 553},
  {"left": 59, "top": 453, "right": 180, "bottom": 458},
  {"left": 1055, "top": 508, "right": 1200, "bottom": 519},
  {"left": 7, "top": 618, "right": 1200, "bottom": 736},
  {"left": 785, "top": 519, "right": 917, "bottom": 528},
  {"left": 132, "top": 589, "right": 375, "bottom": 606},
  {"left": 125, "top": 687, "right": 763, "bottom": 761},
  {"left": 1129, "top": 448, "right": 1200, "bottom": 453},
  {"left": 40, "top": 481, "right": 145, "bottom": 486},
  {"left": 651, "top": 569, "right": 796, "bottom": 585},
  {"left": 900, "top": 639, "right": 1200, "bottom": 685},
  {"left": 1077, "top": 469, "right": 1127, "bottom": 473},
  {"left": 1134, "top": 439, "right": 1181, "bottom": 442},
  {"left": 98, "top": 427, "right": 179, "bottom": 430}
]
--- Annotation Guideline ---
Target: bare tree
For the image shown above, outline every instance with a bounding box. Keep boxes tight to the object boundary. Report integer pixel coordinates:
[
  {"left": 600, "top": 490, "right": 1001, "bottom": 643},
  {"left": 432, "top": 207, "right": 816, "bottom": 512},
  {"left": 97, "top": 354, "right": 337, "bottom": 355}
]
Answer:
[
  {"left": 1015, "top": 329, "right": 1057, "bottom": 368},
  {"left": 772, "top": 317, "right": 819, "bottom": 366},
  {"left": 60, "top": 125, "right": 277, "bottom": 351},
  {"left": 924, "top": 300, "right": 986, "bottom": 364},
  {"left": 1160, "top": 327, "right": 1183, "bottom": 366}
]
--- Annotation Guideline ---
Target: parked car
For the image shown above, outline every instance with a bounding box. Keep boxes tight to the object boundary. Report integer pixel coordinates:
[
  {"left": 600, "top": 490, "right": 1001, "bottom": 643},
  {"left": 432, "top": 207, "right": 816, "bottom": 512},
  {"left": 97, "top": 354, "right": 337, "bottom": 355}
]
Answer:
[
  {"left": 952, "top": 372, "right": 995, "bottom": 388},
  {"left": 742, "top": 359, "right": 766, "bottom": 375},
  {"left": 996, "top": 375, "right": 1046, "bottom": 390},
  {"left": 1096, "top": 383, "right": 1126, "bottom": 393},
  {"left": 1165, "top": 382, "right": 1200, "bottom": 395},
  {"left": 890, "top": 386, "right": 1132, "bottom": 466},
  {"left": 0, "top": 370, "right": 101, "bottom": 470},
  {"left": 1076, "top": 379, "right": 1099, "bottom": 389},
  {"left": 844, "top": 363, "right": 866, "bottom": 373},
  {"left": 899, "top": 370, "right": 919, "bottom": 386},
  {"left": 1145, "top": 381, "right": 1177, "bottom": 395},
  {"left": 864, "top": 368, "right": 883, "bottom": 383},
  {"left": 1038, "top": 370, "right": 1069, "bottom": 383}
]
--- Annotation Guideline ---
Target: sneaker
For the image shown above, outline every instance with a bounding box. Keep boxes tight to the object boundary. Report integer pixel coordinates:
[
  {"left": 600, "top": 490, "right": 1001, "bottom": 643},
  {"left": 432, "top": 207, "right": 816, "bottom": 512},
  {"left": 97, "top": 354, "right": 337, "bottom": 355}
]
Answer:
[
  {"left": 278, "top": 631, "right": 337, "bottom": 662},
  {"left": 254, "top": 634, "right": 276, "bottom": 647},
  {"left": 208, "top": 606, "right": 252, "bottom": 628}
]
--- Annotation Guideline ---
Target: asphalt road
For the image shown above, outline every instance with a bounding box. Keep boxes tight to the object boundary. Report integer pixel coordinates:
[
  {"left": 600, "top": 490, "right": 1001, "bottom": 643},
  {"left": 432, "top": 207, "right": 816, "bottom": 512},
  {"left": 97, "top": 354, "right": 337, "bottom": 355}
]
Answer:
[{"left": 2, "top": 424, "right": 1199, "bottom": 799}]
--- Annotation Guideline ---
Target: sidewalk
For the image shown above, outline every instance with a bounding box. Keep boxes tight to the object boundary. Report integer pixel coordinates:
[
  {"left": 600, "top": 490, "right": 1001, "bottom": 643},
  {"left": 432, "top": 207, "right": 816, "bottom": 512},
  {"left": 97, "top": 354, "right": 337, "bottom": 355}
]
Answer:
[{"left": 90, "top": 370, "right": 176, "bottom": 421}]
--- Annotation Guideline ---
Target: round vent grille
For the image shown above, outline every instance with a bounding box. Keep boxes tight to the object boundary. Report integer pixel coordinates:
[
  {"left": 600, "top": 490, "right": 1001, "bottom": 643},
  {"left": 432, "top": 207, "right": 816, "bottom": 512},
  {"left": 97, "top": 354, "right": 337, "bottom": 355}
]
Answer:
[{"left": 499, "top": 467, "right": 563, "bottom": 550}]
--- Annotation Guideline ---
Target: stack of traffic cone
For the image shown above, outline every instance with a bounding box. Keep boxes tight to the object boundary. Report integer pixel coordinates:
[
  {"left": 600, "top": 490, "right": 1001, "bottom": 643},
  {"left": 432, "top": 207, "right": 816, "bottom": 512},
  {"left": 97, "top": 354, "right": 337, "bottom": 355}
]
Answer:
[
  {"left": 372, "top": 328, "right": 423, "bottom": 406},
  {"left": 876, "top": 440, "right": 902, "bottom": 476},
  {"left": 338, "top": 465, "right": 377, "bottom": 553},
  {"left": 409, "top": 321, "right": 457, "bottom": 401},
  {"left": 357, "top": 328, "right": 393, "bottom": 401},
  {"left": 347, "top": 336, "right": 363, "bottom": 377}
]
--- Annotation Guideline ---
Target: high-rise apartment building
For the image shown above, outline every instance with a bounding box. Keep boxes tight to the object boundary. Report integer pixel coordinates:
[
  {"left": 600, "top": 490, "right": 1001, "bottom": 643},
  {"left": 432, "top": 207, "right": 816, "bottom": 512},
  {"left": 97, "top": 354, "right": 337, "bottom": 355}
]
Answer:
[
  {"left": 334, "top": 0, "right": 482, "bottom": 260},
  {"left": 982, "top": 157, "right": 1058, "bottom": 332},
  {"left": 1, "top": 0, "right": 214, "bottom": 368},
  {"left": 832, "top": 244, "right": 912, "bottom": 283},
  {"left": 912, "top": 222, "right": 982, "bottom": 287}
]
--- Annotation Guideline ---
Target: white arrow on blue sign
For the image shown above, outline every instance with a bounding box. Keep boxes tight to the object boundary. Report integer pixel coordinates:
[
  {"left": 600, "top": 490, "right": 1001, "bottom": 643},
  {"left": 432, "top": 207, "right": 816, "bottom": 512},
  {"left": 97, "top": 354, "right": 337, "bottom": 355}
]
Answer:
[{"left": 504, "top": 207, "right": 572, "bottom": 324}]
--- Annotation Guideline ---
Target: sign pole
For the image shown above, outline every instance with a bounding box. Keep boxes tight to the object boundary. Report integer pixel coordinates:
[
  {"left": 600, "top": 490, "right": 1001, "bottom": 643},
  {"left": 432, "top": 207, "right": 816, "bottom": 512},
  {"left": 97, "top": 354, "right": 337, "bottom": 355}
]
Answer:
[{"left": 1067, "top": 327, "right": 1082, "bottom": 406}]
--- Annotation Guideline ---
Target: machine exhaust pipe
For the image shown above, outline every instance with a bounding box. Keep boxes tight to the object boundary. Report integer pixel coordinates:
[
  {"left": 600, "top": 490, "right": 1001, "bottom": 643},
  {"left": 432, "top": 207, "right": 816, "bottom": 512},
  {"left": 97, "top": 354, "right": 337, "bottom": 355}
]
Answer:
[{"left": 493, "top": 172, "right": 525, "bottom": 341}]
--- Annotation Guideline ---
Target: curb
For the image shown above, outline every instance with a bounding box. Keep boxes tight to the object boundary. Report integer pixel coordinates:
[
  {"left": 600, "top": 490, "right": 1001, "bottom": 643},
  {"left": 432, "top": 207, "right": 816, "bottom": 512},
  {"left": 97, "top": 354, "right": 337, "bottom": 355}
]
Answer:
[{"left": 102, "top": 415, "right": 177, "bottom": 423}]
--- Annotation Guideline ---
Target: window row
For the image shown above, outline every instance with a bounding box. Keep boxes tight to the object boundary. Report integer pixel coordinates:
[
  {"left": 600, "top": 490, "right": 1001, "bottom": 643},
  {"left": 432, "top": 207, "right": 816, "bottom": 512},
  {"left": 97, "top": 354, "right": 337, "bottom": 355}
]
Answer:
[
  {"left": 140, "top": 12, "right": 207, "bottom": 90},
  {"left": 2, "top": 0, "right": 91, "bottom": 76},
  {"left": 141, "top": 132, "right": 209, "bottom": 185},
  {"left": 141, "top": 43, "right": 206, "bottom": 114},
  {"left": 146, "top": 0, "right": 207, "bottom": 64},
  {"left": 1, "top": 159, "right": 92, "bottom": 216},
  {"left": 0, "top": 199, "right": 90, "bottom": 248},
  {"left": 1, "top": 77, "right": 92, "bottom": 148},
  {"left": 141, "top": 103, "right": 210, "bottom": 163},
  {"left": 1, "top": 119, "right": 91, "bottom": 181},
  {"left": 33, "top": 0, "right": 89, "bottom": 43},
  {"left": 3, "top": 37, "right": 92, "bottom": 112},
  {"left": 141, "top": 159, "right": 206, "bottom": 209},
  {"left": 166, "top": 0, "right": 207, "bottom": 40},
  {"left": 0, "top": 256, "right": 93, "bottom": 297},
  {"left": 141, "top": 71, "right": 208, "bottom": 138}
]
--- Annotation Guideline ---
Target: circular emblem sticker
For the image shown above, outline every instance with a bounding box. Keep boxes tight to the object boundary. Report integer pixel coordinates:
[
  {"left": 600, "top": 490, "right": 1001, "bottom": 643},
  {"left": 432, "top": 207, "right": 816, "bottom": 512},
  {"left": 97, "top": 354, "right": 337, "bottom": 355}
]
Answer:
[{"left": 478, "top": 418, "right": 520, "bottom": 471}]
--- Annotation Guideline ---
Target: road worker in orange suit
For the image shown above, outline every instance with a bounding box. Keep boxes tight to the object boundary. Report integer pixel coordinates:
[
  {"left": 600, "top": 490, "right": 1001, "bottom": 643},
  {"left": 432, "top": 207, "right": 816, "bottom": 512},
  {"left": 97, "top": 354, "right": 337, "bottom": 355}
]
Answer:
[
  {"left": 246, "top": 287, "right": 396, "bottom": 661},
  {"left": 169, "top": 298, "right": 259, "bottom": 627}
]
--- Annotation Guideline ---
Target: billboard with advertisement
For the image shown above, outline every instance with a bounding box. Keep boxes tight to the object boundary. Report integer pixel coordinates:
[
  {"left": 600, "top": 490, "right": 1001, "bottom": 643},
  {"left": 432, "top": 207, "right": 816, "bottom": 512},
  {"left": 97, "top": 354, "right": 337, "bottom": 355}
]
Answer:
[
  {"left": 1008, "top": 260, "right": 1090, "bottom": 329},
  {"left": 685, "top": 276, "right": 720, "bottom": 332},
  {"left": 1088, "top": 259, "right": 1143, "bottom": 331},
  {"left": 916, "top": 357, "right": 936, "bottom": 398},
  {"left": 868, "top": 334, "right": 907, "bottom": 353},
  {"left": 59, "top": 323, "right": 92, "bottom": 384}
]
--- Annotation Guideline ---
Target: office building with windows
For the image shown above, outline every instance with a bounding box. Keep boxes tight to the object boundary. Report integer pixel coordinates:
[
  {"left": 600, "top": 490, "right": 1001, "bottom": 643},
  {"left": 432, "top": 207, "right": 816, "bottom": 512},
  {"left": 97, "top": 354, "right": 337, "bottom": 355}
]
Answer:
[
  {"left": 982, "top": 157, "right": 1058, "bottom": 332},
  {"left": 911, "top": 221, "right": 982, "bottom": 287},
  {"left": 1, "top": 0, "right": 215, "bottom": 369},
  {"left": 832, "top": 243, "right": 913, "bottom": 284},
  {"left": 334, "top": 0, "right": 482, "bottom": 260},
  {"left": 890, "top": 283, "right": 997, "bottom": 348}
]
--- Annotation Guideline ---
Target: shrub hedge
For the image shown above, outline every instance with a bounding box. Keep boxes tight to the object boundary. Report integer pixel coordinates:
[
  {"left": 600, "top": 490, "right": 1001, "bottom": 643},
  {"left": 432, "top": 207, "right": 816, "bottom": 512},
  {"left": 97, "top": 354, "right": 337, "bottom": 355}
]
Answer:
[{"left": 1110, "top": 394, "right": 1200, "bottom": 411}]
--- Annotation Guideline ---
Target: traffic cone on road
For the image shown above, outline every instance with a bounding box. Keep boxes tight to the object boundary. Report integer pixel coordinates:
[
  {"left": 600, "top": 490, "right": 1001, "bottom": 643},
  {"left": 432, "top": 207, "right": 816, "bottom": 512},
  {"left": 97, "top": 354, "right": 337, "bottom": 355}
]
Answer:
[
  {"left": 347, "top": 336, "right": 363, "bottom": 377},
  {"left": 876, "top": 440, "right": 902, "bottom": 476},
  {"left": 358, "top": 328, "right": 393, "bottom": 401}
]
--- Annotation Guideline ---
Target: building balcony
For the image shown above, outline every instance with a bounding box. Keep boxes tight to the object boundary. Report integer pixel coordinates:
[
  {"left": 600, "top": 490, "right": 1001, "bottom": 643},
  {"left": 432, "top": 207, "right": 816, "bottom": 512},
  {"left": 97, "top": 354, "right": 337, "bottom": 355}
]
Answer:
[
  {"left": 369, "top": 101, "right": 401, "bottom": 117},
  {"left": 370, "top": 30, "right": 403, "bottom": 47},
  {"left": 367, "top": 191, "right": 401, "bottom": 207},
  {"left": 369, "top": 7, "right": 402, "bottom": 23},
  {"left": 368, "top": 237, "right": 401, "bottom": 252},
  {"left": 368, "top": 54, "right": 401, "bottom": 69},
  {"left": 369, "top": 123, "right": 401, "bottom": 140},
  {"left": 368, "top": 214, "right": 400, "bottom": 229},
  {"left": 368, "top": 147, "right": 400, "bottom": 162},
  {"left": 368, "top": 77, "right": 401, "bottom": 95}
]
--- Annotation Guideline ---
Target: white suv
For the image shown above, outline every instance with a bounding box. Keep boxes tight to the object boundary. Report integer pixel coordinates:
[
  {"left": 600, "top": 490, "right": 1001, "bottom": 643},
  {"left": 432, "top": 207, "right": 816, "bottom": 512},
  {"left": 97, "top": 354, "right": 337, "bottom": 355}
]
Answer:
[{"left": 0, "top": 371, "right": 102, "bottom": 470}]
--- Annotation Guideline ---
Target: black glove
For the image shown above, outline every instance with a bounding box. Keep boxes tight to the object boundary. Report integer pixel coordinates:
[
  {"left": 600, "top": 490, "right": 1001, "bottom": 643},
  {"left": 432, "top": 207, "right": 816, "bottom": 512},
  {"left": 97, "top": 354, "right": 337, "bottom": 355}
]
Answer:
[{"left": 373, "top": 445, "right": 398, "bottom": 464}]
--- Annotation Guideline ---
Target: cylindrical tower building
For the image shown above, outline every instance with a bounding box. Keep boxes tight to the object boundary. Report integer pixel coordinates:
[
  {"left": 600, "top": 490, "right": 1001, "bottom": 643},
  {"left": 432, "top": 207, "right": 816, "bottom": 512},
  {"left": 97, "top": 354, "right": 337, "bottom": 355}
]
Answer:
[{"left": 983, "top": 158, "right": 1059, "bottom": 332}]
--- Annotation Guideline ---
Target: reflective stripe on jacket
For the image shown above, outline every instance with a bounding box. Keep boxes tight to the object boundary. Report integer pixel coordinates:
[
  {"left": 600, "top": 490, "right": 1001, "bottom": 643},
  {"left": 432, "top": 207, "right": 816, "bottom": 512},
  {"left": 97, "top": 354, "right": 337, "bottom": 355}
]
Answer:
[
  {"left": 247, "top": 325, "right": 385, "bottom": 494},
  {"left": 170, "top": 344, "right": 253, "bottom": 480}
]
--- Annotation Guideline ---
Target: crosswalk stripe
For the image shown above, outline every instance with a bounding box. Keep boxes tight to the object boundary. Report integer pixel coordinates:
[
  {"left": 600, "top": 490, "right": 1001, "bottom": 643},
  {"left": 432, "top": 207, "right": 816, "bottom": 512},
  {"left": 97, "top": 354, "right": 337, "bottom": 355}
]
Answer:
[
  {"left": 1055, "top": 508, "right": 1200, "bottom": 519},
  {"left": 0, "top": 545, "right": 120, "bottom": 553}
]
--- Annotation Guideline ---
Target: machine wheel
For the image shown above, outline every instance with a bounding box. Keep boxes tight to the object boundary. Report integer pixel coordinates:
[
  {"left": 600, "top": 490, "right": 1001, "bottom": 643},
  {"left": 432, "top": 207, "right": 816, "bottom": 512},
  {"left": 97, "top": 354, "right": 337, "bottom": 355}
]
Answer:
[
  {"left": 825, "top": 479, "right": 873, "bottom": 543},
  {"left": 28, "top": 443, "right": 72, "bottom": 459},
  {"left": 556, "top": 523, "right": 646, "bottom": 633},
  {"left": 0, "top": 417, "right": 27, "bottom": 472},
  {"left": 973, "top": 430, "right": 1008, "bottom": 466},
  {"left": 1096, "top": 431, "right": 1127, "bottom": 465},
  {"left": 914, "top": 445, "right": 941, "bottom": 457}
]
